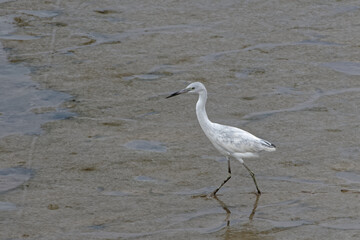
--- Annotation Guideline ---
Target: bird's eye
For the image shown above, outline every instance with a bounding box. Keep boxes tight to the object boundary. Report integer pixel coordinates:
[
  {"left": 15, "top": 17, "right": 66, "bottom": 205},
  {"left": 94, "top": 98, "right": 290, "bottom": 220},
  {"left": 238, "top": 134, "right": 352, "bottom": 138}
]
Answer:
[{"left": 191, "top": 87, "right": 195, "bottom": 90}]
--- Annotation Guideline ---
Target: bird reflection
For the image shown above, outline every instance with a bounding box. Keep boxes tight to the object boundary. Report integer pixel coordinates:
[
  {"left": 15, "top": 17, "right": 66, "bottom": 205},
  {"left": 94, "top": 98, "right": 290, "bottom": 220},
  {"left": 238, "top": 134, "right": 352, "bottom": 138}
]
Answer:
[
  {"left": 249, "top": 194, "right": 260, "bottom": 221},
  {"left": 213, "top": 195, "right": 231, "bottom": 226},
  {"left": 213, "top": 194, "right": 260, "bottom": 227},
  {"left": 216, "top": 194, "right": 267, "bottom": 240}
]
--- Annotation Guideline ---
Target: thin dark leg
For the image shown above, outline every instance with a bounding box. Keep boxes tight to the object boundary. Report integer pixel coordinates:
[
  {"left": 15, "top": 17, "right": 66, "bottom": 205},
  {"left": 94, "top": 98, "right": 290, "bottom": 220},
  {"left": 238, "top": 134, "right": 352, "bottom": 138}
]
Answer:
[
  {"left": 243, "top": 162, "right": 261, "bottom": 195},
  {"left": 211, "top": 157, "right": 231, "bottom": 196}
]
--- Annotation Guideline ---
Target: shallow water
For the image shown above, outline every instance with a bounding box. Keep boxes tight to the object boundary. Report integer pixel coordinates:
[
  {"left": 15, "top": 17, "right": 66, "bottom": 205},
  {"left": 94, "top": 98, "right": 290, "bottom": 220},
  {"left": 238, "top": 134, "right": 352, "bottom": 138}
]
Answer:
[
  {"left": 124, "top": 139, "right": 167, "bottom": 153},
  {"left": 322, "top": 62, "right": 360, "bottom": 76},
  {"left": 1, "top": 1, "right": 360, "bottom": 239},
  {"left": 0, "top": 16, "right": 74, "bottom": 138},
  {"left": 0, "top": 167, "right": 33, "bottom": 194}
]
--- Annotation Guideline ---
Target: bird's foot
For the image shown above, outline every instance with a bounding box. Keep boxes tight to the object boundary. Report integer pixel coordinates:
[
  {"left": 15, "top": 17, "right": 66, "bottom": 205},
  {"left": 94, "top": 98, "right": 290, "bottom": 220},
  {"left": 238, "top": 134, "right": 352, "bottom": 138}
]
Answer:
[
  {"left": 191, "top": 193, "right": 212, "bottom": 199},
  {"left": 191, "top": 189, "right": 221, "bottom": 199},
  {"left": 192, "top": 192, "right": 218, "bottom": 199},
  {"left": 208, "top": 189, "right": 223, "bottom": 198},
  {"left": 208, "top": 192, "right": 216, "bottom": 198},
  {"left": 254, "top": 190, "right": 261, "bottom": 196}
]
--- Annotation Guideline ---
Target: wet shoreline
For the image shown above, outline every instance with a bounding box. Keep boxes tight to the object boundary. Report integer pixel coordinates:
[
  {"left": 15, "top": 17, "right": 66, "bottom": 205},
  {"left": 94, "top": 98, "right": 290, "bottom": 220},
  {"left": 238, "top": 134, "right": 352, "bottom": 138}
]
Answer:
[{"left": 1, "top": 1, "right": 360, "bottom": 239}]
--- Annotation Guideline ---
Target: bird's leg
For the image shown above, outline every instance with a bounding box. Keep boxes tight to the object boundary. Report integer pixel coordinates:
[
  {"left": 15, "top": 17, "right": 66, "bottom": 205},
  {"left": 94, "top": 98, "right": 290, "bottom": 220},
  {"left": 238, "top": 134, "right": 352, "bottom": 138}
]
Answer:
[
  {"left": 242, "top": 163, "right": 261, "bottom": 195},
  {"left": 211, "top": 157, "right": 231, "bottom": 197}
]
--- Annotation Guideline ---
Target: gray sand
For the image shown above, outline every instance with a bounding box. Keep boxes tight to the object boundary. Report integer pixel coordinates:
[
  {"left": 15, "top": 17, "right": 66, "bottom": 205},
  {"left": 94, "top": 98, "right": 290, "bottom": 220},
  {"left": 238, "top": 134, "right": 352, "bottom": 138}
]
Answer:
[{"left": 1, "top": 1, "right": 360, "bottom": 239}]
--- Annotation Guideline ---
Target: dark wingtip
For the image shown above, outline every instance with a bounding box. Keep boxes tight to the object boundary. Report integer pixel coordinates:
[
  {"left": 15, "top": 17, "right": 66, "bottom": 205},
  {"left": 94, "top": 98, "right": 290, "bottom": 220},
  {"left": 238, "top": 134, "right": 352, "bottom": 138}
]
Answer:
[
  {"left": 267, "top": 142, "right": 276, "bottom": 149},
  {"left": 261, "top": 139, "right": 276, "bottom": 149}
]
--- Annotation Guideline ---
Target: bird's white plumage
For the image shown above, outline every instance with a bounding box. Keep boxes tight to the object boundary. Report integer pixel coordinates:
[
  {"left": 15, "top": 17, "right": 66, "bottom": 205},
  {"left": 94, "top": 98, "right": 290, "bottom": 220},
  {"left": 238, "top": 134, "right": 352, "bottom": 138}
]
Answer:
[
  {"left": 189, "top": 82, "right": 275, "bottom": 161},
  {"left": 166, "top": 82, "right": 276, "bottom": 195},
  {"left": 206, "top": 123, "right": 275, "bottom": 162}
]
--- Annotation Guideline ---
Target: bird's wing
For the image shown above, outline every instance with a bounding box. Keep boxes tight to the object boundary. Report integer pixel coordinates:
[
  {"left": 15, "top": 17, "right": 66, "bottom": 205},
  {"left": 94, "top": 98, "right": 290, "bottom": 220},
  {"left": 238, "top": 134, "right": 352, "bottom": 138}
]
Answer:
[{"left": 209, "top": 124, "right": 272, "bottom": 154}]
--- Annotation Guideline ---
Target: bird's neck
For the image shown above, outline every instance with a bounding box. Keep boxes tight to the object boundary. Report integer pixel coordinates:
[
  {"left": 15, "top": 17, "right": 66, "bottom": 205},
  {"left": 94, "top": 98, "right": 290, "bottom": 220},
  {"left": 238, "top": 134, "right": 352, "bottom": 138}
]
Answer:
[{"left": 196, "top": 90, "right": 212, "bottom": 129}]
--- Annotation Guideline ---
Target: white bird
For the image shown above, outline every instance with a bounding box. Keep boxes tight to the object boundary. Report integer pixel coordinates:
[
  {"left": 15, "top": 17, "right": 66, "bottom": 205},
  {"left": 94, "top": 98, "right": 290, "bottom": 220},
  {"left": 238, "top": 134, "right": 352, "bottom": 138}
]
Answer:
[{"left": 166, "top": 82, "right": 276, "bottom": 196}]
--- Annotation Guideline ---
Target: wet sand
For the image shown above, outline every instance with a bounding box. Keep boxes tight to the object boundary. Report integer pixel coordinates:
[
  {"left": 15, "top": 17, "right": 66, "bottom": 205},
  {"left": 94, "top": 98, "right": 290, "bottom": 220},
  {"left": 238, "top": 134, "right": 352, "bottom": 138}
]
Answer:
[{"left": 1, "top": 1, "right": 360, "bottom": 239}]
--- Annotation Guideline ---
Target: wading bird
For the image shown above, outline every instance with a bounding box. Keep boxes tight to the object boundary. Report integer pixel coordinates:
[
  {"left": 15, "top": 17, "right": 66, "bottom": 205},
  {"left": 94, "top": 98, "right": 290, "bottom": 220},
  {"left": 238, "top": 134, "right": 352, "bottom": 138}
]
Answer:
[{"left": 166, "top": 82, "right": 276, "bottom": 196}]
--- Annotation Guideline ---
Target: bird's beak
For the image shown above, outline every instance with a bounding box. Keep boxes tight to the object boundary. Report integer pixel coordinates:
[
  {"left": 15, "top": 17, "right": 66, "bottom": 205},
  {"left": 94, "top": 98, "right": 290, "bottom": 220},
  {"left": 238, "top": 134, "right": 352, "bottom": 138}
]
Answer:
[{"left": 166, "top": 88, "right": 190, "bottom": 99}]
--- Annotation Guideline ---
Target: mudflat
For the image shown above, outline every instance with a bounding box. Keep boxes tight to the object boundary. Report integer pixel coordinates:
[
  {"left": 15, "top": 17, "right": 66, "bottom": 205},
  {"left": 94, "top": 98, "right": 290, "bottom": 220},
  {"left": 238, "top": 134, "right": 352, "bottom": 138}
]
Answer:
[{"left": 1, "top": 1, "right": 360, "bottom": 239}]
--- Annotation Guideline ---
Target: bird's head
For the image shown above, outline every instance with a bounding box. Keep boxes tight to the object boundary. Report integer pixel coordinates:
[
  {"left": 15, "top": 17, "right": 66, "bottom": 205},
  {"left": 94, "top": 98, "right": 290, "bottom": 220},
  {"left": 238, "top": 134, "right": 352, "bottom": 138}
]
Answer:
[{"left": 166, "top": 82, "right": 206, "bottom": 98}]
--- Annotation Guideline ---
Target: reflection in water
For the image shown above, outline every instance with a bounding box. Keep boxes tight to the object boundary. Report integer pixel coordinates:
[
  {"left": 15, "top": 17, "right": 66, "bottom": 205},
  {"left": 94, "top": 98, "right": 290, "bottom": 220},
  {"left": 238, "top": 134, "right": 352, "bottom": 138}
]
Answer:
[
  {"left": 213, "top": 196, "right": 231, "bottom": 226},
  {"left": 213, "top": 194, "right": 260, "bottom": 227},
  {"left": 213, "top": 195, "right": 310, "bottom": 240},
  {"left": 217, "top": 194, "right": 272, "bottom": 240},
  {"left": 222, "top": 228, "right": 273, "bottom": 240},
  {"left": 249, "top": 194, "right": 260, "bottom": 221}
]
